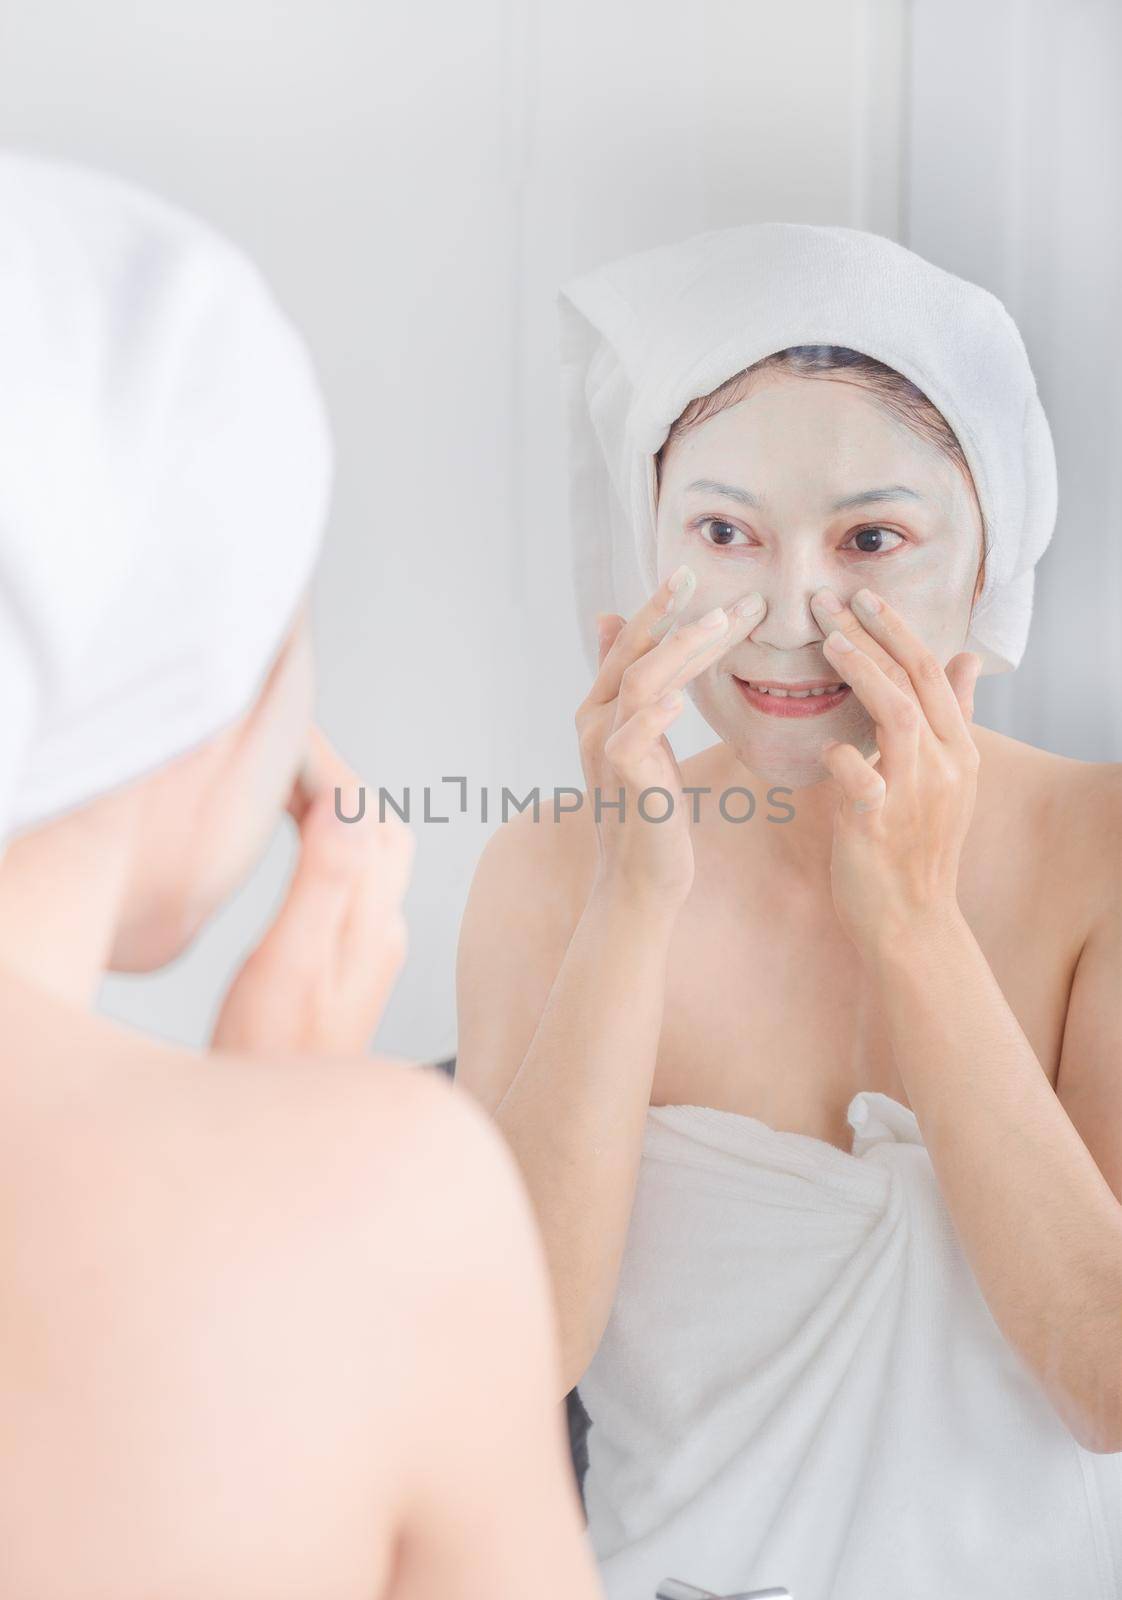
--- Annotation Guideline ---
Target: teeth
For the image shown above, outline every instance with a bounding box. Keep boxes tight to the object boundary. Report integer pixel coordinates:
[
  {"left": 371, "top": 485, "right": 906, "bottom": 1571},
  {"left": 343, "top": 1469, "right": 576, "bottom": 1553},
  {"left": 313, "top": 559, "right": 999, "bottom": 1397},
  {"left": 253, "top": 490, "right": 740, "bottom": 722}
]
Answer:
[{"left": 747, "top": 682, "right": 845, "bottom": 698}]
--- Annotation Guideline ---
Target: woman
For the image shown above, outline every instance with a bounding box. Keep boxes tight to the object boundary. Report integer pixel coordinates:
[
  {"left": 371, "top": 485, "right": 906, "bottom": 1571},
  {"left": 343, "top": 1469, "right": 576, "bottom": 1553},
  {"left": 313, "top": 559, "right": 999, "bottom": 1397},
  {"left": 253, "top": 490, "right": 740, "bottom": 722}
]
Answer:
[
  {"left": 0, "top": 151, "right": 601, "bottom": 1599},
  {"left": 456, "top": 224, "right": 1122, "bottom": 1599}
]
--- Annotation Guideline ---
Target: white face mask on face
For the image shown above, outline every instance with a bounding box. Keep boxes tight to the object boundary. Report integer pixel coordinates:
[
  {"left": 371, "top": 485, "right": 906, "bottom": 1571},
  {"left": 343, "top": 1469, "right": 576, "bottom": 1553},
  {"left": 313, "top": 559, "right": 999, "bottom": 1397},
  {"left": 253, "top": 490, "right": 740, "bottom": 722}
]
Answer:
[{"left": 655, "top": 372, "right": 984, "bottom": 791}]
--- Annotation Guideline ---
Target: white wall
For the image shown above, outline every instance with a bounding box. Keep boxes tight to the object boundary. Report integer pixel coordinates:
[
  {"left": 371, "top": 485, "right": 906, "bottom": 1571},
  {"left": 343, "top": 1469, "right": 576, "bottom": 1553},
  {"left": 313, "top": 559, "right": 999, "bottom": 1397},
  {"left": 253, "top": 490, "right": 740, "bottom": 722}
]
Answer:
[
  {"left": 0, "top": 0, "right": 1114, "bottom": 1062},
  {"left": 908, "top": 0, "right": 1122, "bottom": 758}
]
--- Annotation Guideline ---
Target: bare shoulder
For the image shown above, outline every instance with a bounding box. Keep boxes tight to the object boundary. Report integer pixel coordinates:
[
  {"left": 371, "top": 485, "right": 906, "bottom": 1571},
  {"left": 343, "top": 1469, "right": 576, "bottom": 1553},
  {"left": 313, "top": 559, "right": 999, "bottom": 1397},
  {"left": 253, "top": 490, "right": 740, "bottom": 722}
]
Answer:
[
  {"left": 464, "top": 738, "right": 734, "bottom": 921},
  {"left": 467, "top": 783, "right": 599, "bottom": 926},
  {"left": 454, "top": 789, "right": 598, "bottom": 1108},
  {"left": 8, "top": 1038, "right": 509, "bottom": 1332},
  {"left": 972, "top": 723, "right": 1122, "bottom": 918},
  {"left": 457, "top": 787, "right": 598, "bottom": 1008},
  {"left": 349, "top": 1057, "right": 558, "bottom": 1334},
  {"left": 0, "top": 1039, "right": 539, "bottom": 1592},
  {"left": 322, "top": 1051, "right": 547, "bottom": 1239},
  {"left": 178, "top": 1047, "right": 525, "bottom": 1256},
  {"left": 973, "top": 722, "right": 1121, "bottom": 823}
]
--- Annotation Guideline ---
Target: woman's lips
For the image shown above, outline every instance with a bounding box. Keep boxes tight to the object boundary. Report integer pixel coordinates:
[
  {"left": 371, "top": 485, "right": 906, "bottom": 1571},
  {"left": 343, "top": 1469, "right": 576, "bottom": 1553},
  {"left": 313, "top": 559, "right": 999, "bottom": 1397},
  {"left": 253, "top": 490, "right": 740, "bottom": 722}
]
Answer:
[{"left": 733, "top": 676, "right": 852, "bottom": 718}]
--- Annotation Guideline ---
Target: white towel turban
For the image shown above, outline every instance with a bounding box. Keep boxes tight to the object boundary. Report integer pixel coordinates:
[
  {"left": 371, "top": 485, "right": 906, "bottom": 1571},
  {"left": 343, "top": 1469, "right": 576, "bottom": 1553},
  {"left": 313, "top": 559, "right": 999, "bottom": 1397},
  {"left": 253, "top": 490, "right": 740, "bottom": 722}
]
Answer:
[
  {"left": 558, "top": 222, "right": 1057, "bottom": 678},
  {"left": 0, "top": 152, "right": 332, "bottom": 852}
]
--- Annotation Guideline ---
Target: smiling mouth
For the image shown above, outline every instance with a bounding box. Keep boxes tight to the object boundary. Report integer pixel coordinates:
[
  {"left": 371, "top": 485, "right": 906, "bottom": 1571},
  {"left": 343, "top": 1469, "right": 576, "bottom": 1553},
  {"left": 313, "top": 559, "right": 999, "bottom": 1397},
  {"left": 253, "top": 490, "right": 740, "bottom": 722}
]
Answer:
[{"left": 732, "top": 676, "right": 851, "bottom": 717}]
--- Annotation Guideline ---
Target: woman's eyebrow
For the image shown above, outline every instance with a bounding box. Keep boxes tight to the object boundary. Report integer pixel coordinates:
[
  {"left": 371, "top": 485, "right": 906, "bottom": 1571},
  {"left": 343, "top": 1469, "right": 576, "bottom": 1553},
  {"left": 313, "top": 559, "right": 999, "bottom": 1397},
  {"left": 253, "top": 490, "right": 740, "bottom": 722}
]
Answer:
[
  {"left": 683, "top": 479, "right": 925, "bottom": 511},
  {"left": 684, "top": 479, "right": 763, "bottom": 508},
  {"left": 830, "top": 484, "right": 924, "bottom": 510}
]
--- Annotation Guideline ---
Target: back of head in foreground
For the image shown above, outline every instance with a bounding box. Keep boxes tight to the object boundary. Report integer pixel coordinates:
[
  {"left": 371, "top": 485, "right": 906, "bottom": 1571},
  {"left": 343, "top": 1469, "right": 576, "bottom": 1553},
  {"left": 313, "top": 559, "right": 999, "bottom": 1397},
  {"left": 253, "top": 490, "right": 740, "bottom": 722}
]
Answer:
[{"left": 0, "top": 151, "right": 601, "bottom": 1600}]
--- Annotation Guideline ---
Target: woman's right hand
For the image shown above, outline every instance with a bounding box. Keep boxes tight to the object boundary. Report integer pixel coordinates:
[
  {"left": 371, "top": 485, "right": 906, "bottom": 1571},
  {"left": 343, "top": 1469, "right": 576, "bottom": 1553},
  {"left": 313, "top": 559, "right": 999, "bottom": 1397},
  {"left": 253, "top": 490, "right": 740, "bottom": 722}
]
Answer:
[
  {"left": 211, "top": 726, "right": 415, "bottom": 1057},
  {"left": 576, "top": 565, "right": 764, "bottom": 915}
]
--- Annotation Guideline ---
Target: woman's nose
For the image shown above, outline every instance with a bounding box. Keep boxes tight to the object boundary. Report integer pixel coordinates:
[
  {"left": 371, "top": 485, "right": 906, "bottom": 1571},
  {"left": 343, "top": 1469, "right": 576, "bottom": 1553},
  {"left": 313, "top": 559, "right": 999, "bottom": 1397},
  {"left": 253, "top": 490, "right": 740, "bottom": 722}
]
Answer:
[{"left": 750, "top": 574, "right": 841, "bottom": 653}]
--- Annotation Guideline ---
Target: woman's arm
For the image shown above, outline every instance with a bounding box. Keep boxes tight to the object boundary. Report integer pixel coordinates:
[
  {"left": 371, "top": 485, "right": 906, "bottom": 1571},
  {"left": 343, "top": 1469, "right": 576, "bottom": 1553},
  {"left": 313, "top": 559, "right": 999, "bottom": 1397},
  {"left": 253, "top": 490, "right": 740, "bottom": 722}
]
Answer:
[
  {"left": 809, "top": 583, "right": 1122, "bottom": 1455},
  {"left": 866, "top": 902, "right": 1122, "bottom": 1454},
  {"left": 457, "top": 574, "right": 762, "bottom": 1394},
  {"left": 458, "top": 829, "right": 679, "bottom": 1393}
]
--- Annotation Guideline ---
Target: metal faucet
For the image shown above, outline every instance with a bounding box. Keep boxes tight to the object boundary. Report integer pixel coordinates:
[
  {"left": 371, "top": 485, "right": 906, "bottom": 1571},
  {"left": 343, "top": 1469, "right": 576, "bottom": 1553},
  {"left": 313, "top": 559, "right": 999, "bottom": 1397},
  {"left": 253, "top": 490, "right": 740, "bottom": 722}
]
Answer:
[{"left": 656, "top": 1580, "right": 792, "bottom": 1599}]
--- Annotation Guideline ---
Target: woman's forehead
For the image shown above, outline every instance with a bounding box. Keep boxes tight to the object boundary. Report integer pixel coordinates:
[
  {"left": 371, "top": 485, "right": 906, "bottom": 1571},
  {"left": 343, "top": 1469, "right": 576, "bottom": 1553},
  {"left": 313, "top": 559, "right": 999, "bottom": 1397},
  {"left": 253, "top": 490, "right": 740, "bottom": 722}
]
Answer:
[{"left": 662, "top": 380, "right": 962, "bottom": 499}]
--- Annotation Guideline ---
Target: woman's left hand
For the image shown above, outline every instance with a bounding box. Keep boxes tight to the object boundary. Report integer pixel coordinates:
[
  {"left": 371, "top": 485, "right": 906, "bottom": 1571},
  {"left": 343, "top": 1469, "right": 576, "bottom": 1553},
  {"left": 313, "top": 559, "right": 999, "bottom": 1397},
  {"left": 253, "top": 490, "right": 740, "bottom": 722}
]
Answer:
[{"left": 809, "top": 586, "right": 984, "bottom": 955}]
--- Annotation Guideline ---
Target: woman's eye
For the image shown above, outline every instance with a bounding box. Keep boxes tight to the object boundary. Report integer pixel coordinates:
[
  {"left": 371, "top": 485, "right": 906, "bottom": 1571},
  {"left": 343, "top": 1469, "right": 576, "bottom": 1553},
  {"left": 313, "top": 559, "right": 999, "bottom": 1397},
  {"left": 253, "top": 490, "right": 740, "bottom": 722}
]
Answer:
[
  {"left": 698, "top": 518, "right": 748, "bottom": 548},
  {"left": 843, "top": 526, "right": 905, "bottom": 554}
]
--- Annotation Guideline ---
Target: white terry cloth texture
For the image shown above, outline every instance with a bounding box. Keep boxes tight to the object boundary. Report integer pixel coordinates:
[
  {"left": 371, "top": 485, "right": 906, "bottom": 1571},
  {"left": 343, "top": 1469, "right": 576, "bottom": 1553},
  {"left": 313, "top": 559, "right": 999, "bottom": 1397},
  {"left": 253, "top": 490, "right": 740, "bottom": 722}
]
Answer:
[
  {"left": 0, "top": 151, "right": 332, "bottom": 854},
  {"left": 577, "top": 1096, "right": 1122, "bottom": 1600},
  {"left": 558, "top": 223, "right": 1058, "bottom": 679}
]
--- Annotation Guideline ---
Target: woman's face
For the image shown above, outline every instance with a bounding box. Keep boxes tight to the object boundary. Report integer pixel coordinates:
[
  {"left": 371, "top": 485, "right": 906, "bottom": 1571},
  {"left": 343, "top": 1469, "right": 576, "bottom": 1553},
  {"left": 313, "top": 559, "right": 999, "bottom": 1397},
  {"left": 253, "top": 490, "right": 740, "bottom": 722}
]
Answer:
[
  {"left": 110, "top": 611, "right": 316, "bottom": 970},
  {"left": 655, "top": 371, "right": 985, "bottom": 790}
]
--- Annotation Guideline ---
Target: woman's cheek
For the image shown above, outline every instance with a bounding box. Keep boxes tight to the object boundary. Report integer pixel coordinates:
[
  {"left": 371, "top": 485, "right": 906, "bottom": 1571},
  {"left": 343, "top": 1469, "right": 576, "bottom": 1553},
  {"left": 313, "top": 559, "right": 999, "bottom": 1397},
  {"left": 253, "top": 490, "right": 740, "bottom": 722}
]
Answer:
[
  {"left": 677, "top": 575, "right": 738, "bottom": 625},
  {"left": 872, "top": 559, "right": 977, "bottom": 661},
  {"left": 655, "top": 550, "right": 742, "bottom": 624},
  {"left": 666, "top": 547, "right": 758, "bottom": 620}
]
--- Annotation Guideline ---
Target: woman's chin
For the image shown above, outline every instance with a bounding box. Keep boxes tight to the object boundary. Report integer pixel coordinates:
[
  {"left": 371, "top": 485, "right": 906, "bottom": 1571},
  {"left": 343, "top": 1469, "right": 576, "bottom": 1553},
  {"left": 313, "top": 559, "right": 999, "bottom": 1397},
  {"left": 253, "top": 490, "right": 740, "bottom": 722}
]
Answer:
[
  {"left": 692, "top": 685, "right": 878, "bottom": 794},
  {"left": 726, "top": 744, "right": 835, "bottom": 793}
]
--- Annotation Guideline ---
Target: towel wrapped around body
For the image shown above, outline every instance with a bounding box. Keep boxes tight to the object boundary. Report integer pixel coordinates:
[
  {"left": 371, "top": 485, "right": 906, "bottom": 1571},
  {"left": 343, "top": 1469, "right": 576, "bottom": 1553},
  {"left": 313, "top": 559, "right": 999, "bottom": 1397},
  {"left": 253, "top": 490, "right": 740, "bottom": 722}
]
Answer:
[{"left": 578, "top": 1094, "right": 1122, "bottom": 1600}]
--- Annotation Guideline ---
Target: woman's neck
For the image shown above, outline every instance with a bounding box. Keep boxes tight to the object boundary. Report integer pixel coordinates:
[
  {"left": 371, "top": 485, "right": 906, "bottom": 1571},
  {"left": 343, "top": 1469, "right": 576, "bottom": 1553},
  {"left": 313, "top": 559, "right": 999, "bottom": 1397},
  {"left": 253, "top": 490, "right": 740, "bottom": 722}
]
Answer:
[
  {"left": 703, "top": 739, "right": 841, "bottom": 875},
  {"left": 0, "top": 803, "right": 136, "bottom": 1010}
]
